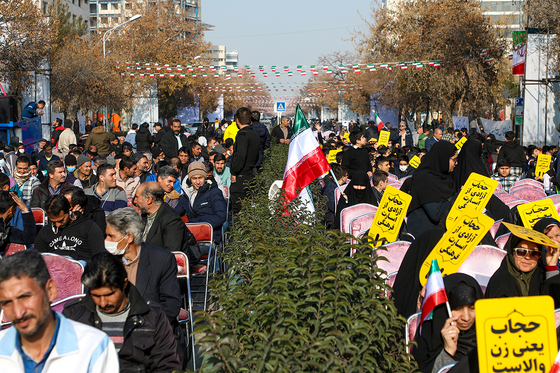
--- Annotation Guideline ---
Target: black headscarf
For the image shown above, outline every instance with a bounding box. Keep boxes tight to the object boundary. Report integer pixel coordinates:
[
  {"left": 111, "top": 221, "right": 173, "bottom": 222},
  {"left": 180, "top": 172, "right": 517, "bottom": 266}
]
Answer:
[
  {"left": 409, "top": 141, "right": 457, "bottom": 212},
  {"left": 451, "top": 139, "right": 489, "bottom": 192},
  {"left": 334, "top": 171, "right": 376, "bottom": 229},
  {"left": 392, "top": 228, "right": 445, "bottom": 318},
  {"left": 412, "top": 273, "right": 483, "bottom": 373}
]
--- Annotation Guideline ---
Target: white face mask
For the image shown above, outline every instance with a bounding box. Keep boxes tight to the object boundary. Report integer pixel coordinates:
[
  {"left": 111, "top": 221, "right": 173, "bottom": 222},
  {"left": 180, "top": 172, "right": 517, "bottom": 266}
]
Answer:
[
  {"left": 0, "top": 159, "right": 5, "bottom": 168},
  {"left": 105, "top": 235, "right": 128, "bottom": 255},
  {"left": 399, "top": 165, "right": 408, "bottom": 172}
]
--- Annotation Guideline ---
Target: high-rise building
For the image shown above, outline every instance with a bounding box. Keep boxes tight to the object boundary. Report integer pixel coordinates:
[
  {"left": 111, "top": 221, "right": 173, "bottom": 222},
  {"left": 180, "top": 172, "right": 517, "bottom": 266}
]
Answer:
[
  {"left": 480, "top": 0, "right": 523, "bottom": 37},
  {"left": 225, "top": 50, "right": 238, "bottom": 71},
  {"left": 34, "top": 0, "right": 89, "bottom": 26}
]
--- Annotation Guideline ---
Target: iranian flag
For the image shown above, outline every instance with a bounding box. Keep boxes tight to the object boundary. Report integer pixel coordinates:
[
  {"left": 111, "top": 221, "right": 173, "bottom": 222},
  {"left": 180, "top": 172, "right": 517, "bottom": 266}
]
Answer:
[
  {"left": 550, "top": 349, "right": 560, "bottom": 373},
  {"left": 372, "top": 110, "right": 386, "bottom": 132},
  {"left": 281, "top": 105, "right": 331, "bottom": 203},
  {"left": 420, "top": 259, "right": 448, "bottom": 328}
]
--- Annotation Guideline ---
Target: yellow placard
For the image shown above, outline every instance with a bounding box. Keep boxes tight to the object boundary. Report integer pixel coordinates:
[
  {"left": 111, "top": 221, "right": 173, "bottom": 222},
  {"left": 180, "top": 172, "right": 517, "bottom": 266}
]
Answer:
[
  {"left": 343, "top": 133, "right": 350, "bottom": 143},
  {"left": 446, "top": 173, "right": 499, "bottom": 230},
  {"left": 378, "top": 130, "right": 391, "bottom": 147},
  {"left": 409, "top": 155, "right": 421, "bottom": 169},
  {"left": 476, "top": 296, "right": 557, "bottom": 373},
  {"left": 502, "top": 222, "right": 559, "bottom": 248},
  {"left": 517, "top": 199, "right": 560, "bottom": 229},
  {"left": 368, "top": 185, "right": 412, "bottom": 244},
  {"left": 420, "top": 208, "right": 494, "bottom": 286},
  {"left": 455, "top": 136, "right": 467, "bottom": 149},
  {"left": 536, "top": 154, "right": 552, "bottom": 178},
  {"left": 327, "top": 149, "right": 341, "bottom": 164}
]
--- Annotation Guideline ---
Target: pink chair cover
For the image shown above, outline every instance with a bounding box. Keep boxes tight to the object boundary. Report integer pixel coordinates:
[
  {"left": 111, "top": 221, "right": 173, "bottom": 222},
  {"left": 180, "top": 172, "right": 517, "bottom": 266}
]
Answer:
[
  {"left": 513, "top": 179, "right": 545, "bottom": 190},
  {"left": 406, "top": 312, "right": 421, "bottom": 354},
  {"left": 489, "top": 221, "right": 501, "bottom": 239},
  {"left": 496, "top": 233, "right": 511, "bottom": 250},
  {"left": 496, "top": 193, "right": 521, "bottom": 204},
  {"left": 456, "top": 245, "right": 506, "bottom": 292},
  {"left": 42, "top": 253, "right": 84, "bottom": 302},
  {"left": 387, "top": 173, "right": 399, "bottom": 183},
  {"left": 340, "top": 203, "right": 377, "bottom": 234},
  {"left": 349, "top": 212, "right": 377, "bottom": 241},
  {"left": 495, "top": 182, "right": 503, "bottom": 190},
  {"left": 376, "top": 241, "right": 411, "bottom": 275},
  {"left": 385, "top": 271, "right": 398, "bottom": 298},
  {"left": 505, "top": 200, "right": 527, "bottom": 209},
  {"left": 511, "top": 187, "right": 546, "bottom": 202},
  {"left": 334, "top": 183, "right": 348, "bottom": 205},
  {"left": 400, "top": 175, "right": 412, "bottom": 183},
  {"left": 493, "top": 188, "right": 506, "bottom": 195}
]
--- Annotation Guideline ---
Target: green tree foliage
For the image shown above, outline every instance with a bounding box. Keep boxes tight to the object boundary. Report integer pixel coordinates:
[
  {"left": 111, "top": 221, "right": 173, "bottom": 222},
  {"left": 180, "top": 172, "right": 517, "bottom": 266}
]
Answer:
[{"left": 192, "top": 143, "right": 417, "bottom": 372}]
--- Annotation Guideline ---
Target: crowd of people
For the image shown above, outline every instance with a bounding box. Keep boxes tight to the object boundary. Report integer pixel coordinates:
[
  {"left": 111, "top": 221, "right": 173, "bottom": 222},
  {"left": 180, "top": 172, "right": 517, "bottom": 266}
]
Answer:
[{"left": 1, "top": 111, "right": 559, "bottom": 372}]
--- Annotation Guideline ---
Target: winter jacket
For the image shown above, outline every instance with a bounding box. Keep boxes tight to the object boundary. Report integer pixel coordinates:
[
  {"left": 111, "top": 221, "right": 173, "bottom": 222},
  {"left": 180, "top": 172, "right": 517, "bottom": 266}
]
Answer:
[
  {"left": 74, "top": 169, "right": 99, "bottom": 189},
  {"left": 58, "top": 128, "right": 77, "bottom": 153},
  {"left": 223, "top": 122, "right": 239, "bottom": 142},
  {"left": 85, "top": 126, "right": 115, "bottom": 155},
  {"left": 34, "top": 212, "right": 106, "bottom": 261},
  {"left": 271, "top": 125, "right": 293, "bottom": 143},
  {"left": 136, "top": 127, "right": 153, "bottom": 152},
  {"left": 0, "top": 312, "right": 119, "bottom": 373},
  {"left": 0, "top": 211, "right": 36, "bottom": 256},
  {"left": 390, "top": 129, "right": 413, "bottom": 147},
  {"left": 230, "top": 124, "right": 260, "bottom": 176},
  {"left": 252, "top": 121, "right": 271, "bottom": 168},
  {"left": 124, "top": 130, "right": 137, "bottom": 151},
  {"left": 63, "top": 284, "right": 181, "bottom": 373},
  {"left": 38, "top": 154, "right": 61, "bottom": 173},
  {"left": 196, "top": 123, "right": 215, "bottom": 139},
  {"left": 84, "top": 184, "right": 128, "bottom": 212},
  {"left": 321, "top": 177, "right": 337, "bottom": 224},
  {"left": 175, "top": 180, "right": 227, "bottom": 243},
  {"left": 160, "top": 131, "right": 189, "bottom": 159},
  {"left": 498, "top": 141, "right": 527, "bottom": 169},
  {"left": 30, "top": 177, "right": 74, "bottom": 209}
]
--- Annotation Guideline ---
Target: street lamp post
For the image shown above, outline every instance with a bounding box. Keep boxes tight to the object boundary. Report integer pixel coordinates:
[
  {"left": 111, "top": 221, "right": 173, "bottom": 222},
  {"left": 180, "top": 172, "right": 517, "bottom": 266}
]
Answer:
[{"left": 102, "top": 14, "right": 142, "bottom": 129}]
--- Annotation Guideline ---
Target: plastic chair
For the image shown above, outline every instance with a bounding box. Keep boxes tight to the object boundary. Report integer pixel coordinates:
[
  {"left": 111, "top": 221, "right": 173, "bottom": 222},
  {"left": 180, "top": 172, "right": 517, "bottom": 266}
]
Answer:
[
  {"left": 348, "top": 212, "right": 377, "bottom": 253},
  {"left": 387, "top": 173, "right": 399, "bottom": 183},
  {"left": 496, "top": 233, "right": 511, "bottom": 250},
  {"left": 41, "top": 253, "right": 84, "bottom": 302},
  {"left": 339, "top": 203, "right": 377, "bottom": 235},
  {"left": 555, "top": 308, "right": 560, "bottom": 329},
  {"left": 186, "top": 223, "right": 213, "bottom": 312},
  {"left": 376, "top": 241, "right": 411, "bottom": 276},
  {"left": 505, "top": 199, "right": 527, "bottom": 209},
  {"left": 406, "top": 312, "right": 421, "bottom": 354},
  {"left": 31, "top": 208, "right": 46, "bottom": 226},
  {"left": 385, "top": 271, "right": 398, "bottom": 298},
  {"left": 4, "top": 243, "right": 26, "bottom": 256},
  {"left": 495, "top": 193, "right": 520, "bottom": 204},
  {"left": 456, "top": 245, "right": 506, "bottom": 293},
  {"left": 511, "top": 187, "right": 546, "bottom": 202},
  {"left": 51, "top": 294, "right": 86, "bottom": 313},
  {"left": 334, "top": 183, "right": 348, "bottom": 205},
  {"left": 437, "top": 363, "right": 459, "bottom": 373},
  {"left": 174, "top": 251, "right": 196, "bottom": 370},
  {"left": 489, "top": 221, "right": 502, "bottom": 239},
  {"left": 513, "top": 179, "right": 545, "bottom": 190}
]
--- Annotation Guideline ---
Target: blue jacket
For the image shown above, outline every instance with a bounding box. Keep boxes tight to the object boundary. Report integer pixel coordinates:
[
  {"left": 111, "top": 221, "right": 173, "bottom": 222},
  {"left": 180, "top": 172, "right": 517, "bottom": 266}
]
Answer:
[
  {"left": 146, "top": 173, "right": 181, "bottom": 193},
  {"left": 175, "top": 181, "right": 227, "bottom": 243},
  {"left": 20, "top": 102, "right": 39, "bottom": 118}
]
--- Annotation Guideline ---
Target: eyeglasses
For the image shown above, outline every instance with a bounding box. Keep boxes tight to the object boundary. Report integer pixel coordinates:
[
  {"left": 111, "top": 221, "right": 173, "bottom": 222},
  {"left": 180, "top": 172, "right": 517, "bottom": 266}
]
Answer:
[{"left": 513, "top": 248, "right": 542, "bottom": 260}]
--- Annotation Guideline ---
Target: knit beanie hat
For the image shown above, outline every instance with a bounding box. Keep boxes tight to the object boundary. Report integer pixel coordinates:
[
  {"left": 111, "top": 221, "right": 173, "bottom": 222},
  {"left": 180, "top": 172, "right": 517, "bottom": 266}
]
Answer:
[
  {"left": 64, "top": 154, "right": 77, "bottom": 166},
  {"left": 188, "top": 161, "right": 206, "bottom": 179},
  {"left": 77, "top": 154, "right": 90, "bottom": 168}
]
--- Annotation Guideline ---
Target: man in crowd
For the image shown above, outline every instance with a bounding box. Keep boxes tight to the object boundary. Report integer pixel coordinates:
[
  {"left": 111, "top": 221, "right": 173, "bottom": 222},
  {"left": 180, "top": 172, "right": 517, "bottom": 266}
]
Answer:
[
  {"left": 63, "top": 155, "right": 84, "bottom": 188},
  {"left": 196, "top": 117, "right": 215, "bottom": 139},
  {"left": 190, "top": 142, "right": 204, "bottom": 163},
  {"left": 157, "top": 166, "right": 181, "bottom": 208},
  {"left": 85, "top": 122, "right": 114, "bottom": 156},
  {"left": 84, "top": 163, "right": 128, "bottom": 212},
  {"left": 31, "top": 160, "right": 73, "bottom": 208},
  {"left": 442, "top": 127, "right": 455, "bottom": 143},
  {"left": 375, "top": 156, "right": 391, "bottom": 174},
  {"left": 497, "top": 131, "right": 527, "bottom": 177},
  {"left": 124, "top": 123, "right": 138, "bottom": 151},
  {"left": 251, "top": 110, "right": 271, "bottom": 168},
  {"left": 58, "top": 119, "right": 77, "bottom": 154},
  {"left": 134, "top": 153, "right": 151, "bottom": 183},
  {"left": 153, "top": 122, "right": 165, "bottom": 146},
  {"left": 372, "top": 170, "right": 388, "bottom": 206},
  {"left": 424, "top": 128, "right": 443, "bottom": 151},
  {"left": 0, "top": 250, "right": 119, "bottom": 372},
  {"left": 271, "top": 116, "right": 292, "bottom": 144},
  {"left": 21, "top": 100, "right": 46, "bottom": 119},
  {"left": 133, "top": 182, "right": 201, "bottom": 264},
  {"left": 63, "top": 253, "right": 181, "bottom": 372},
  {"left": 116, "top": 156, "right": 140, "bottom": 198},
  {"left": 0, "top": 191, "right": 37, "bottom": 256},
  {"left": 161, "top": 119, "right": 189, "bottom": 159},
  {"left": 12, "top": 155, "right": 40, "bottom": 206},
  {"left": 63, "top": 187, "right": 107, "bottom": 236},
  {"left": 74, "top": 154, "right": 98, "bottom": 188},
  {"left": 34, "top": 195, "right": 105, "bottom": 261},
  {"left": 177, "top": 146, "right": 190, "bottom": 182},
  {"left": 391, "top": 121, "right": 413, "bottom": 148},
  {"left": 342, "top": 131, "right": 372, "bottom": 178},
  {"left": 38, "top": 142, "right": 60, "bottom": 173},
  {"left": 491, "top": 159, "right": 520, "bottom": 193},
  {"left": 214, "top": 153, "right": 231, "bottom": 189},
  {"left": 230, "top": 107, "right": 260, "bottom": 215}
]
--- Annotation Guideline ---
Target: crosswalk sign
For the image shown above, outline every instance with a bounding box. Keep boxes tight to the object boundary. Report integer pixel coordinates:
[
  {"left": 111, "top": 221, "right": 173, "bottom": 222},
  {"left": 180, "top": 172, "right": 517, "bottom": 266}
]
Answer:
[{"left": 275, "top": 102, "right": 286, "bottom": 112}]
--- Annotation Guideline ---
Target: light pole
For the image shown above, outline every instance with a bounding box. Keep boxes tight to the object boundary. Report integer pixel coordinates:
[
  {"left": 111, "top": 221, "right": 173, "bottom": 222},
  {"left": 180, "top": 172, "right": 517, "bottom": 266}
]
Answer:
[{"left": 102, "top": 14, "right": 142, "bottom": 129}]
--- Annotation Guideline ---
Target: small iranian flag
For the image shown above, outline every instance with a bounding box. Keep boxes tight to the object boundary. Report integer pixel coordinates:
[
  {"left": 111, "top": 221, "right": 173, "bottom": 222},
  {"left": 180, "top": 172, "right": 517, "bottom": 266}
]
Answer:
[
  {"left": 380, "top": 63, "right": 388, "bottom": 69},
  {"left": 401, "top": 65, "right": 408, "bottom": 70},
  {"left": 419, "top": 259, "right": 448, "bottom": 328},
  {"left": 288, "top": 71, "right": 293, "bottom": 76},
  {"left": 416, "top": 63, "right": 424, "bottom": 69},
  {"left": 434, "top": 62, "right": 441, "bottom": 67},
  {"left": 271, "top": 65, "right": 277, "bottom": 71},
  {"left": 322, "top": 65, "right": 328, "bottom": 70},
  {"left": 372, "top": 110, "right": 386, "bottom": 132},
  {"left": 326, "top": 70, "right": 333, "bottom": 75},
  {"left": 313, "top": 71, "right": 319, "bottom": 75},
  {"left": 275, "top": 72, "right": 281, "bottom": 77},
  {"left": 301, "top": 71, "right": 306, "bottom": 76},
  {"left": 352, "top": 64, "right": 359, "bottom": 69},
  {"left": 310, "top": 65, "right": 316, "bottom": 71},
  {"left": 550, "top": 350, "right": 560, "bottom": 373},
  {"left": 281, "top": 105, "right": 331, "bottom": 203},
  {"left": 337, "top": 64, "right": 345, "bottom": 70},
  {"left": 297, "top": 65, "right": 302, "bottom": 71}
]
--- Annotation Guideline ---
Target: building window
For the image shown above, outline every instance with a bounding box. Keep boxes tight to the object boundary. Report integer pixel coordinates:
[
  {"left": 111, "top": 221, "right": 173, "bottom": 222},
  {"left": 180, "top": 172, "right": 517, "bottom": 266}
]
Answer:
[
  {"left": 100, "top": 3, "right": 107, "bottom": 10},
  {"left": 90, "top": 4, "right": 96, "bottom": 12},
  {"left": 42, "top": 1, "right": 48, "bottom": 14},
  {"left": 111, "top": 3, "right": 118, "bottom": 10},
  {"left": 78, "top": 0, "right": 81, "bottom": 6}
]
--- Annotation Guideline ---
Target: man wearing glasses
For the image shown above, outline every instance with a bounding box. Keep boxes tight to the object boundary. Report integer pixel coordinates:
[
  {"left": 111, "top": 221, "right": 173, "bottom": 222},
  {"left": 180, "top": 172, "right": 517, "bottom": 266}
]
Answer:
[{"left": 391, "top": 121, "right": 412, "bottom": 148}]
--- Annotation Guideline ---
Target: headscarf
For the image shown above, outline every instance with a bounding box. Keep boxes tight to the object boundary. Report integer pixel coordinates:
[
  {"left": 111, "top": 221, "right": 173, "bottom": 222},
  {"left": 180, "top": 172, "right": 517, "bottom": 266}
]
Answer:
[
  {"left": 412, "top": 273, "right": 483, "bottom": 373},
  {"left": 409, "top": 141, "right": 457, "bottom": 212},
  {"left": 536, "top": 218, "right": 560, "bottom": 308},
  {"left": 451, "top": 139, "right": 489, "bottom": 192},
  {"left": 334, "top": 171, "right": 376, "bottom": 228},
  {"left": 392, "top": 228, "right": 445, "bottom": 318}
]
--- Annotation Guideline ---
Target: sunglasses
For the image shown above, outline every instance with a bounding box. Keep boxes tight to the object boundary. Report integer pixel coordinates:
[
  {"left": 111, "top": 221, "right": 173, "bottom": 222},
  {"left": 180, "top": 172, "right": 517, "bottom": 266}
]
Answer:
[{"left": 513, "top": 248, "right": 542, "bottom": 260}]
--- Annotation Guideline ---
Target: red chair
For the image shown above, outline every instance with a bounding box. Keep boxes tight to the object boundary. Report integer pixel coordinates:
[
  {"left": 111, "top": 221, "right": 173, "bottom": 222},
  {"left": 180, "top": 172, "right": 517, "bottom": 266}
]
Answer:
[
  {"left": 406, "top": 312, "right": 421, "bottom": 354},
  {"left": 511, "top": 187, "right": 546, "bottom": 202},
  {"left": 513, "top": 179, "right": 545, "bottom": 190},
  {"left": 496, "top": 233, "right": 511, "bottom": 250},
  {"left": 495, "top": 193, "right": 520, "bottom": 204},
  {"left": 4, "top": 243, "right": 26, "bottom": 256},
  {"left": 181, "top": 215, "right": 189, "bottom": 223},
  {"left": 31, "top": 207, "right": 46, "bottom": 233},
  {"left": 339, "top": 203, "right": 377, "bottom": 235},
  {"left": 174, "top": 251, "right": 196, "bottom": 370},
  {"left": 457, "top": 245, "right": 506, "bottom": 293},
  {"left": 376, "top": 241, "right": 411, "bottom": 276},
  {"left": 41, "top": 253, "right": 84, "bottom": 302},
  {"left": 185, "top": 222, "right": 213, "bottom": 311}
]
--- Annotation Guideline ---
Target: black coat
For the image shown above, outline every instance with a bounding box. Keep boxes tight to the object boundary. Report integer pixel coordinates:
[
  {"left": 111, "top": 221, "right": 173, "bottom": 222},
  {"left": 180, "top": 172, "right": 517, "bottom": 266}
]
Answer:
[
  {"left": 196, "top": 123, "right": 215, "bottom": 139},
  {"left": 341, "top": 146, "right": 371, "bottom": 178},
  {"left": 160, "top": 130, "right": 189, "bottom": 159},
  {"left": 30, "top": 178, "right": 74, "bottom": 209},
  {"left": 0, "top": 211, "right": 36, "bottom": 255},
  {"left": 230, "top": 124, "right": 260, "bottom": 176},
  {"left": 63, "top": 284, "right": 181, "bottom": 373},
  {"left": 497, "top": 141, "right": 527, "bottom": 169},
  {"left": 136, "top": 127, "right": 153, "bottom": 152},
  {"left": 270, "top": 125, "right": 292, "bottom": 143},
  {"left": 143, "top": 203, "right": 201, "bottom": 265},
  {"left": 252, "top": 121, "right": 271, "bottom": 168}
]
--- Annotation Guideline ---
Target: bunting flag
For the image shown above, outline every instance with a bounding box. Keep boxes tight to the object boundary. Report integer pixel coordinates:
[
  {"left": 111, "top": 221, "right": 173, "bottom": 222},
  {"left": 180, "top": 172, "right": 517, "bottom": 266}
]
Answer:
[
  {"left": 281, "top": 105, "right": 331, "bottom": 204},
  {"left": 419, "top": 259, "right": 448, "bottom": 328}
]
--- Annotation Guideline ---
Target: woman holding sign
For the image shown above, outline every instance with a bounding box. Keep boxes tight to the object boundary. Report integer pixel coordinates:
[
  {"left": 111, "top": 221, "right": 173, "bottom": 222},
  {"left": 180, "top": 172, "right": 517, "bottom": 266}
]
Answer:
[
  {"left": 407, "top": 141, "right": 458, "bottom": 238},
  {"left": 412, "top": 273, "right": 483, "bottom": 373}
]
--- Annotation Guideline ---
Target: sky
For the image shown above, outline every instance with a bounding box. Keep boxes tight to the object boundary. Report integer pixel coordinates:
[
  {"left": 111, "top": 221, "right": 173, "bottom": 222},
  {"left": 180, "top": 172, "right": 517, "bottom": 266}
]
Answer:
[{"left": 203, "top": 0, "right": 375, "bottom": 101}]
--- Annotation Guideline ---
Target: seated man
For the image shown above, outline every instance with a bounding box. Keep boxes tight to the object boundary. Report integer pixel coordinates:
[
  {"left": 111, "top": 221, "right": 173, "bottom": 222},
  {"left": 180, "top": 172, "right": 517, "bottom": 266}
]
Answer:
[
  {"left": 34, "top": 194, "right": 106, "bottom": 261},
  {"left": 63, "top": 253, "right": 181, "bottom": 372},
  {"left": 74, "top": 154, "right": 98, "bottom": 188},
  {"left": 155, "top": 166, "right": 181, "bottom": 208},
  {"left": 12, "top": 155, "right": 41, "bottom": 206},
  {"left": 31, "top": 160, "right": 74, "bottom": 208},
  {"left": 491, "top": 158, "right": 520, "bottom": 193},
  {"left": 214, "top": 153, "right": 231, "bottom": 188},
  {"left": 84, "top": 163, "right": 128, "bottom": 212},
  {"left": 63, "top": 155, "right": 83, "bottom": 188},
  {"left": 115, "top": 156, "right": 140, "bottom": 199},
  {"left": 372, "top": 170, "right": 388, "bottom": 206},
  {"left": 37, "top": 142, "right": 60, "bottom": 174},
  {"left": 133, "top": 182, "right": 201, "bottom": 265},
  {"left": 175, "top": 162, "right": 227, "bottom": 244},
  {"left": 0, "top": 191, "right": 36, "bottom": 256},
  {"left": 0, "top": 250, "right": 118, "bottom": 372},
  {"left": 63, "top": 186, "right": 107, "bottom": 235}
]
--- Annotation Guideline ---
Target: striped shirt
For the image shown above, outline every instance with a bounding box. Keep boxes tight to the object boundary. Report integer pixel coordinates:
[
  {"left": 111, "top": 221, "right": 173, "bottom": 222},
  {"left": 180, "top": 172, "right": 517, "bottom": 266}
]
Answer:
[{"left": 96, "top": 302, "right": 130, "bottom": 352}]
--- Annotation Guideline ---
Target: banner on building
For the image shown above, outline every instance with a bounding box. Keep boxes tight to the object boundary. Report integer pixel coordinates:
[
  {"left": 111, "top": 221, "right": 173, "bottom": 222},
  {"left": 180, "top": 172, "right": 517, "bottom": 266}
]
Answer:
[{"left": 513, "top": 31, "right": 527, "bottom": 76}]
